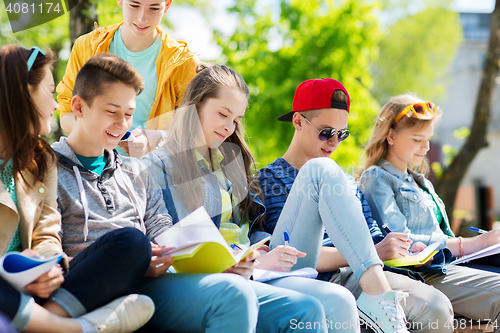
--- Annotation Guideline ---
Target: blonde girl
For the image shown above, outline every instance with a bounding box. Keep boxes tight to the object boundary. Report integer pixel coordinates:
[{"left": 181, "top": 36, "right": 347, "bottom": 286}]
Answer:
[{"left": 358, "top": 93, "right": 500, "bottom": 325}]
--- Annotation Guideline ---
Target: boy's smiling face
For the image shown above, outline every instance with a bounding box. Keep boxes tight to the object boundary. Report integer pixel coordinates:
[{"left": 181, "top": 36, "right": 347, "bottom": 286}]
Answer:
[
  {"left": 294, "top": 108, "right": 349, "bottom": 160},
  {"left": 118, "top": 0, "right": 171, "bottom": 50},
  {"left": 71, "top": 81, "right": 137, "bottom": 157}
]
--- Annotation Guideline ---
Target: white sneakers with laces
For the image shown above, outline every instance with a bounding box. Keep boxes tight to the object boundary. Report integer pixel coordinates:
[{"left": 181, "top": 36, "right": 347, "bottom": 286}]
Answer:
[
  {"left": 357, "top": 290, "right": 410, "bottom": 333},
  {"left": 80, "top": 294, "right": 154, "bottom": 333}
]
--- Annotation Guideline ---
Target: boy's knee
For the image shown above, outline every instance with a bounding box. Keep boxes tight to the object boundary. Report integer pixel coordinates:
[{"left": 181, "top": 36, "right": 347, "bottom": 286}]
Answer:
[
  {"left": 427, "top": 292, "right": 453, "bottom": 323},
  {"left": 108, "top": 227, "right": 152, "bottom": 260},
  {"left": 302, "top": 157, "right": 343, "bottom": 181}
]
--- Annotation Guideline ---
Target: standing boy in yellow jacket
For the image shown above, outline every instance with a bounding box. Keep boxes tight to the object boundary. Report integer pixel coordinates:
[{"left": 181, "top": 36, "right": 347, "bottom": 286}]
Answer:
[{"left": 57, "top": 0, "right": 198, "bottom": 157}]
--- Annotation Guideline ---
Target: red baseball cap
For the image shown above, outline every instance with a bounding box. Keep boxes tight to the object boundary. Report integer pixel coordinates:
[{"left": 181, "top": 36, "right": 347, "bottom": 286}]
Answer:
[{"left": 277, "top": 78, "right": 350, "bottom": 122}]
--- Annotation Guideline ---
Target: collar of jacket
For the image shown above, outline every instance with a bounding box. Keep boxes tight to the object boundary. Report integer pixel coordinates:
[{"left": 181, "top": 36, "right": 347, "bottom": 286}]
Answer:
[{"left": 377, "top": 159, "right": 430, "bottom": 191}]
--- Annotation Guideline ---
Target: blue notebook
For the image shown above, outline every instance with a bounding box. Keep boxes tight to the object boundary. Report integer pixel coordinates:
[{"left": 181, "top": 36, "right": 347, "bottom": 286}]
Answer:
[{"left": 0, "top": 252, "right": 63, "bottom": 292}]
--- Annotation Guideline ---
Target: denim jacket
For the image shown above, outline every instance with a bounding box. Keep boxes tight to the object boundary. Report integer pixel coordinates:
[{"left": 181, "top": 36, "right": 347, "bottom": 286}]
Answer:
[
  {"left": 359, "top": 160, "right": 454, "bottom": 248},
  {"left": 142, "top": 148, "right": 268, "bottom": 244}
]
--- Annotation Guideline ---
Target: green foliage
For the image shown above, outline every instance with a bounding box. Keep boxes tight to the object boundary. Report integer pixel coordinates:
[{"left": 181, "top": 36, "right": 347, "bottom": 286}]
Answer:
[
  {"left": 216, "top": 0, "right": 382, "bottom": 171},
  {"left": 453, "top": 126, "right": 470, "bottom": 140},
  {"left": 372, "top": 1, "right": 463, "bottom": 104}
]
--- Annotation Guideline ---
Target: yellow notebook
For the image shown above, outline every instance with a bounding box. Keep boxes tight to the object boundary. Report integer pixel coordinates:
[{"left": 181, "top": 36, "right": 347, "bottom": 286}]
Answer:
[
  {"left": 383, "top": 240, "right": 442, "bottom": 267},
  {"left": 155, "top": 207, "right": 270, "bottom": 274}
]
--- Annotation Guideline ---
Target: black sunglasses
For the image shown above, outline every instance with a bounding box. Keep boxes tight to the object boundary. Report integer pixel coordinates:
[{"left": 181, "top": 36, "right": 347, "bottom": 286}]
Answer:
[{"left": 300, "top": 114, "right": 350, "bottom": 142}]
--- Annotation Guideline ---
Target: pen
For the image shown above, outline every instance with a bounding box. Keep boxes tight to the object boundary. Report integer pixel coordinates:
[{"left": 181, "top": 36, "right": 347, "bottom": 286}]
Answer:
[
  {"left": 230, "top": 244, "right": 243, "bottom": 251},
  {"left": 382, "top": 225, "right": 411, "bottom": 255},
  {"left": 284, "top": 231, "right": 290, "bottom": 246},
  {"left": 470, "top": 227, "right": 488, "bottom": 234}
]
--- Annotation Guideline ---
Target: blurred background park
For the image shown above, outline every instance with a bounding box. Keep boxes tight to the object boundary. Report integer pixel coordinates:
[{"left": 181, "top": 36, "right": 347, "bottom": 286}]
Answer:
[{"left": 1, "top": 0, "right": 499, "bottom": 235}]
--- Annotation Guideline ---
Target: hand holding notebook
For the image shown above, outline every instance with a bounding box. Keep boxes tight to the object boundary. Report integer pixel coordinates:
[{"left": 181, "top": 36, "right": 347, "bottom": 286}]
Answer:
[
  {"left": 155, "top": 207, "right": 269, "bottom": 273},
  {"left": 0, "top": 251, "right": 64, "bottom": 292},
  {"left": 383, "top": 240, "right": 442, "bottom": 267}
]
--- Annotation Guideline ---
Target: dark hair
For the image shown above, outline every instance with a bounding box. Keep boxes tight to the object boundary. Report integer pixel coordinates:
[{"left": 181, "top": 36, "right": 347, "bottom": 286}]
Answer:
[
  {"left": 73, "top": 53, "right": 144, "bottom": 106},
  {"left": 166, "top": 63, "right": 266, "bottom": 228},
  {"left": 0, "top": 44, "right": 57, "bottom": 181}
]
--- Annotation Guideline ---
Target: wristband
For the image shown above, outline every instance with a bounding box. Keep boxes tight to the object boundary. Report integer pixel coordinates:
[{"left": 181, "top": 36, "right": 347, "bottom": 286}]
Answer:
[{"left": 458, "top": 236, "right": 464, "bottom": 258}]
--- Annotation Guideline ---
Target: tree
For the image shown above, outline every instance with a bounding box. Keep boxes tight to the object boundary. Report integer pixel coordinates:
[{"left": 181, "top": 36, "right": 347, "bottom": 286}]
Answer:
[
  {"left": 435, "top": 0, "right": 500, "bottom": 220},
  {"left": 216, "top": 0, "right": 382, "bottom": 170},
  {"left": 68, "top": 0, "right": 97, "bottom": 46},
  {"left": 371, "top": 1, "right": 462, "bottom": 104}
]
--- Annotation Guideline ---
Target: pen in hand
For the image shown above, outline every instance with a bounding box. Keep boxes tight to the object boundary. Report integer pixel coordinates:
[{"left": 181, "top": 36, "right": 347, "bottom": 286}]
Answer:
[
  {"left": 284, "top": 231, "right": 290, "bottom": 246},
  {"left": 382, "top": 225, "right": 411, "bottom": 255},
  {"left": 231, "top": 244, "right": 260, "bottom": 265},
  {"left": 470, "top": 227, "right": 488, "bottom": 234}
]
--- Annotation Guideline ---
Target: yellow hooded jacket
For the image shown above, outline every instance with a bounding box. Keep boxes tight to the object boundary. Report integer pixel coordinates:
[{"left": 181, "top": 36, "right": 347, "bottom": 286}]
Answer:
[{"left": 56, "top": 22, "right": 198, "bottom": 131}]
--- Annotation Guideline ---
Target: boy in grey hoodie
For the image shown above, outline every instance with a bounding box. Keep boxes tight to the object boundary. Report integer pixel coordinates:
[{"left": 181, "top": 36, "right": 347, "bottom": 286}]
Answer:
[{"left": 52, "top": 54, "right": 264, "bottom": 333}]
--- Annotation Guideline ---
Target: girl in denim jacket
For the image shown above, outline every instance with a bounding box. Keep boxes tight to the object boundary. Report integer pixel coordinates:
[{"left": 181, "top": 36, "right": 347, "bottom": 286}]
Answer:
[
  {"left": 357, "top": 94, "right": 500, "bottom": 327},
  {"left": 358, "top": 94, "right": 500, "bottom": 268},
  {"left": 143, "top": 64, "right": 377, "bottom": 333}
]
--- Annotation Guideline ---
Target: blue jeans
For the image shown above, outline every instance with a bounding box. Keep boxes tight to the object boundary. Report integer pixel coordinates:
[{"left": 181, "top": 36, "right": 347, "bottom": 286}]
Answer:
[
  {"left": 135, "top": 274, "right": 327, "bottom": 333},
  {"left": 270, "top": 158, "right": 382, "bottom": 280},
  {"left": 266, "top": 277, "right": 359, "bottom": 333}
]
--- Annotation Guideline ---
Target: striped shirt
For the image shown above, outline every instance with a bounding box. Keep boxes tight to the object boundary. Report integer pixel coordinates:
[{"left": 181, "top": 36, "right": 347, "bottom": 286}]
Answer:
[{"left": 257, "top": 157, "right": 384, "bottom": 246}]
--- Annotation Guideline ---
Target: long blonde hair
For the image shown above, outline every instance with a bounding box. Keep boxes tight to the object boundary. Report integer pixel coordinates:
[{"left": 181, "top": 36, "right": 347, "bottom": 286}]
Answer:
[
  {"left": 164, "top": 63, "right": 264, "bottom": 225},
  {"left": 355, "top": 94, "right": 441, "bottom": 180}
]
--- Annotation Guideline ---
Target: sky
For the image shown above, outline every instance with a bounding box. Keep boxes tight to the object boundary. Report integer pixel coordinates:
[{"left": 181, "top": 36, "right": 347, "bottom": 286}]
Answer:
[{"left": 168, "top": 0, "right": 496, "bottom": 61}]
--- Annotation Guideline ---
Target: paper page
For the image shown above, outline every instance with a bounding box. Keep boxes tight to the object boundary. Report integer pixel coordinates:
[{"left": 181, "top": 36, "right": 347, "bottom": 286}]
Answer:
[
  {"left": 383, "top": 240, "right": 442, "bottom": 267},
  {"left": 0, "top": 253, "right": 63, "bottom": 292},
  {"left": 233, "top": 237, "right": 271, "bottom": 263},
  {"left": 252, "top": 267, "right": 318, "bottom": 282},
  {"left": 451, "top": 242, "right": 500, "bottom": 265},
  {"left": 415, "top": 240, "right": 442, "bottom": 260},
  {"left": 156, "top": 207, "right": 233, "bottom": 254}
]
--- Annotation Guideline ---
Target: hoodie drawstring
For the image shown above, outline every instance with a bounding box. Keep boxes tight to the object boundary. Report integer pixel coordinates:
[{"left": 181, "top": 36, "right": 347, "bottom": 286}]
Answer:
[
  {"left": 116, "top": 164, "right": 147, "bottom": 234},
  {"left": 73, "top": 166, "right": 89, "bottom": 241}
]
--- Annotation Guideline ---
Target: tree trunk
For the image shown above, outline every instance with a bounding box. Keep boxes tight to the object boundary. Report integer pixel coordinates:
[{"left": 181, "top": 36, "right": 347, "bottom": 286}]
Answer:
[
  {"left": 68, "top": 0, "right": 97, "bottom": 48},
  {"left": 435, "top": 0, "right": 500, "bottom": 221}
]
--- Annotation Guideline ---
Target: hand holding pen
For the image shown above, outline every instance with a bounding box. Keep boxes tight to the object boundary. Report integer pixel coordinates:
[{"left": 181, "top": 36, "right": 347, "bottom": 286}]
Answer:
[{"left": 254, "top": 230, "right": 305, "bottom": 271}]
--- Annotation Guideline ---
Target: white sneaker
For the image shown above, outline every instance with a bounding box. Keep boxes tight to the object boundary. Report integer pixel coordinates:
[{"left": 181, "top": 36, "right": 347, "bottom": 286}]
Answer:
[
  {"left": 357, "top": 290, "right": 409, "bottom": 333},
  {"left": 80, "top": 294, "right": 154, "bottom": 333}
]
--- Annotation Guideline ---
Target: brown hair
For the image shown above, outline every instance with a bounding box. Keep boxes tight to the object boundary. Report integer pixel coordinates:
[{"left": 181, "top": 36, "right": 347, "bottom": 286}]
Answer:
[
  {"left": 0, "top": 44, "right": 57, "bottom": 182},
  {"left": 73, "top": 53, "right": 144, "bottom": 106},
  {"left": 165, "top": 63, "right": 265, "bottom": 227},
  {"left": 355, "top": 94, "right": 442, "bottom": 180}
]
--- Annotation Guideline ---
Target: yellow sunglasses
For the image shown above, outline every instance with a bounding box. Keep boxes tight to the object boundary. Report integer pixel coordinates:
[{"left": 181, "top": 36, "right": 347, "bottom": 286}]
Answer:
[{"left": 394, "top": 102, "right": 436, "bottom": 123}]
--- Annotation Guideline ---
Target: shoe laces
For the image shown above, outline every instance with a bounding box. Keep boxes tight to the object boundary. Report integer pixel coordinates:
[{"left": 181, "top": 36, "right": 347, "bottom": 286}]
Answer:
[{"left": 380, "top": 291, "right": 409, "bottom": 330}]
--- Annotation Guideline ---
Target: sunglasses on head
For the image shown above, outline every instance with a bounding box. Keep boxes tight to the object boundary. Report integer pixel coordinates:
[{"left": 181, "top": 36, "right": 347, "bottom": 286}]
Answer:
[
  {"left": 27, "top": 46, "right": 45, "bottom": 72},
  {"left": 300, "top": 114, "right": 350, "bottom": 142},
  {"left": 394, "top": 101, "right": 436, "bottom": 123}
]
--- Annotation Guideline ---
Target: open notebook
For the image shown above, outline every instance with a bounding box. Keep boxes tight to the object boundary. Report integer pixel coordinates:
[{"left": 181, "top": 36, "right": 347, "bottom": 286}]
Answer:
[
  {"left": 0, "top": 252, "right": 63, "bottom": 292},
  {"left": 156, "top": 207, "right": 269, "bottom": 273},
  {"left": 383, "top": 240, "right": 442, "bottom": 267},
  {"left": 451, "top": 242, "right": 500, "bottom": 265}
]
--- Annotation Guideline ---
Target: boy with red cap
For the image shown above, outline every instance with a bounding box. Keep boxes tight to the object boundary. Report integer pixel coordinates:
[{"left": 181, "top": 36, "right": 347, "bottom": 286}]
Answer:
[{"left": 256, "top": 79, "right": 453, "bottom": 333}]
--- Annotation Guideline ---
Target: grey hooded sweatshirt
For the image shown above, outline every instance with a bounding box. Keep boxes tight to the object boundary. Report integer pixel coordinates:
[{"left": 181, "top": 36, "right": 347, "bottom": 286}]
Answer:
[{"left": 52, "top": 137, "right": 171, "bottom": 257}]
